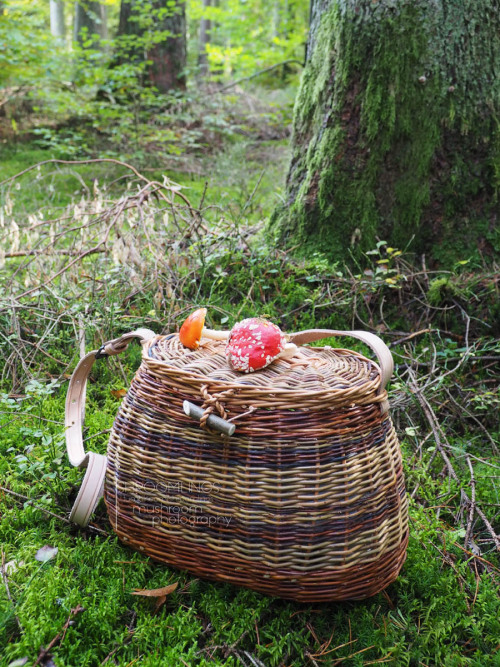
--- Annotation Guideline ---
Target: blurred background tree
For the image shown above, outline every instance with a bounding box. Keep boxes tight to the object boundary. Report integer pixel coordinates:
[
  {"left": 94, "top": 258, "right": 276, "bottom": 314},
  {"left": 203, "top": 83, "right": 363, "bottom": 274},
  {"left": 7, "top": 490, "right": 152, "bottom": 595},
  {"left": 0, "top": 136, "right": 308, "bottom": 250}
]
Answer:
[
  {"left": 50, "top": 0, "right": 66, "bottom": 40},
  {"left": 74, "top": 1, "right": 107, "bottom": 48},
  {"left": 116, "top": 0, "right": 187, "bottom": 92}
]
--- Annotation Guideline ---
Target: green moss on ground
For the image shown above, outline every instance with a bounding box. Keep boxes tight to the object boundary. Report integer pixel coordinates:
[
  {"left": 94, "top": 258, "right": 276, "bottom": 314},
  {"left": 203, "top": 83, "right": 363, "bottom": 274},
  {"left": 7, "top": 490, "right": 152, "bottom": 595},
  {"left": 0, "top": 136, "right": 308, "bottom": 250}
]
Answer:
[{"left": 1, "top": 382, "right": 499, "bottom": 666}]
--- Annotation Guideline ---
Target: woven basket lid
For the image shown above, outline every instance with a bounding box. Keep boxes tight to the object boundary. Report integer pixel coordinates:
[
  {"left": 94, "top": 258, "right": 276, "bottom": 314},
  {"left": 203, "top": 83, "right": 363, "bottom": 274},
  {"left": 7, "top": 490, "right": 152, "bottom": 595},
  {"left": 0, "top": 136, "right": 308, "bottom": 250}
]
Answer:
[{"left": 143, "top": 334, "right": 385, "bottom": 410}]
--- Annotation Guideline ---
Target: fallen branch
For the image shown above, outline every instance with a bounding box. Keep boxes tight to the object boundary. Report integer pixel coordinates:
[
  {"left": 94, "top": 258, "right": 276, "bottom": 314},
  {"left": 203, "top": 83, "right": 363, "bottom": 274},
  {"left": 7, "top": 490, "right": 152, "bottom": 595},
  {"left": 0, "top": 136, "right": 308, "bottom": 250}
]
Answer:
[
  {"left": 4, "top": 248, "right": 106, "bottom": 259},
  {"left": 408, "top": 370, "right": 500, "bottom": 551},
  {"left": 0, "top": 158, "right": 146, "bottom": 189},
  {"left": 209, "top": 59, "right": 304, "bottom": 95},
  {"left": 389, "top": 328, "right": 433, "bottom": 347},
  {"left": 0, "top": 486, "right": 108, "bottom": 536},
  {"left": 464, "top": 455, "right": 476, "bottom": 550}
]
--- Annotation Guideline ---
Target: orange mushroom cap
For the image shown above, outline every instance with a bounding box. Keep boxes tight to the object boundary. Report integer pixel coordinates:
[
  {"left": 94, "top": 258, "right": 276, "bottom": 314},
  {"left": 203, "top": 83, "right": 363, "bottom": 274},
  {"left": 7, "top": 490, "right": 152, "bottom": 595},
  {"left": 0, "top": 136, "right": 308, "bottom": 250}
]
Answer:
[{"left": 179, "top": 307, "right": 207, "bottom": 350}]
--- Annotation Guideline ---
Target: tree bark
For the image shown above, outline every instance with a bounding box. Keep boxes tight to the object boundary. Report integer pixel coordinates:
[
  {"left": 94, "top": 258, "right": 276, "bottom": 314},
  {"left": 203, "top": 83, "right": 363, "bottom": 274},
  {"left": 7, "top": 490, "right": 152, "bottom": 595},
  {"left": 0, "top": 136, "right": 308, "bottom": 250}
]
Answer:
[
  {"left": 50, "top": 0, "right": 65, "bottom": 40},
  {"left": 74, "top": 1, "right": 106, "bottom": 47},
  {"left": 99, "top": 4, "right": 108, "bottom": 41},
  {"left": 117, "top": 0, "right": 143, "bottom": 61},
  {"left": 117, "top": 0, "right": 187, "bottom": 92},
  {"left": 198, "top": 0, "right": 212, "bottom": 78},
  {"left": 272, "top": 0, "right": 500, "bottom": 266},
  {"left": 147, "top": 1, "right": 186, "bottom": 92}
]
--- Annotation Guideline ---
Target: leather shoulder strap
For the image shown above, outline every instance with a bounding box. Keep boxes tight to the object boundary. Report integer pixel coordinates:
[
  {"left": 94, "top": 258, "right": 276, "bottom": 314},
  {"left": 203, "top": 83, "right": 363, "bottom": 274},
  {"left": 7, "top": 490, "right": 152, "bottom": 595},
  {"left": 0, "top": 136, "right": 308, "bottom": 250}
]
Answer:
[{"left": 65, "top": 328, "right": 155, "bottom": 526}]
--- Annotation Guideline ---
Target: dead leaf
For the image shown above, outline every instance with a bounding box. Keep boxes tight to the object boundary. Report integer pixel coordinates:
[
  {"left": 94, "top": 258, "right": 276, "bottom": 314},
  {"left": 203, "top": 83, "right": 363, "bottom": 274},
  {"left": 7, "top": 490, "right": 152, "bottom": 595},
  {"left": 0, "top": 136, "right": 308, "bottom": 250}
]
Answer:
[
  {"left": 2, "top": 559, "right": 24, "bottom": 576},
  {"left": 131, "top": 582, "right": 178, "bottom": 613},
  {"left": 110, "top": 388, "right": 127, "bottom": 398},
  {"left": 132, "top": 582, "right": 178, "bottom": 597},
  {"left": 35, "top": 546, "right": 58, "bottom": 563}
]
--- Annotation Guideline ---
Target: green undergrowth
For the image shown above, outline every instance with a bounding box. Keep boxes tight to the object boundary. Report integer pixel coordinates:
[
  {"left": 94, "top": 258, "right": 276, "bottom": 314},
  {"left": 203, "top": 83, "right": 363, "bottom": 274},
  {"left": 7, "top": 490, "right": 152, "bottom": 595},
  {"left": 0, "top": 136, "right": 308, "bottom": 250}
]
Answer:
[{"left": 0, "top": 137, "right": 289, "bottom": 225}]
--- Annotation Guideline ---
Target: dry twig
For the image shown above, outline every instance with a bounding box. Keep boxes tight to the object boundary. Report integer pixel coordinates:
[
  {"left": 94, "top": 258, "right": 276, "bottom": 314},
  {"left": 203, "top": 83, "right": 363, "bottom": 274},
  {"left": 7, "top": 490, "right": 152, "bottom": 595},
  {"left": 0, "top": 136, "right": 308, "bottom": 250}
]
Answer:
[
  {"left": 32, "top": 604, "right": 85, "bottom": 666},
  {"left": 408, "top": 370, "right": 500, "bottom": 552},
  {"left": 1, "top": 548, "right": 23, "bottom": 633}
]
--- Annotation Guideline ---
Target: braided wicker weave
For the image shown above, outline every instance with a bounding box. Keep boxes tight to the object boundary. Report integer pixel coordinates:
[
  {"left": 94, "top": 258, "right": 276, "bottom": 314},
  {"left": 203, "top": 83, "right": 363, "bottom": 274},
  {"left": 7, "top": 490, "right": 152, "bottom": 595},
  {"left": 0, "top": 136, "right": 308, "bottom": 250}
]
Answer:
[{"left": 101, "top": 332, "right": 408, "bottom": 601}]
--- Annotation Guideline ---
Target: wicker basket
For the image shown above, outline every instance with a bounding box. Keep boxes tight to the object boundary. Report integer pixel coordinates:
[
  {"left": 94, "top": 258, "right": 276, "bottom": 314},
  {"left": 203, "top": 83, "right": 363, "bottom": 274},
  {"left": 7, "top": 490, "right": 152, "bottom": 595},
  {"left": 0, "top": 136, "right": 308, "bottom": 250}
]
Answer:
[{"left": 65, "top": 327, "right": 408, "bottom": 602}]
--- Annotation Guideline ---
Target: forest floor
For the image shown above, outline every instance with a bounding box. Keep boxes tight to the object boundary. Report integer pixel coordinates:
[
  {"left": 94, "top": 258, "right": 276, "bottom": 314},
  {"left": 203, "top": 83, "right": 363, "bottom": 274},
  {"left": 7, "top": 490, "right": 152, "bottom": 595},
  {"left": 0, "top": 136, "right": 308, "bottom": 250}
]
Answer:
[{"left": 0, "top": 85, "right": 499, "bottom": 667}]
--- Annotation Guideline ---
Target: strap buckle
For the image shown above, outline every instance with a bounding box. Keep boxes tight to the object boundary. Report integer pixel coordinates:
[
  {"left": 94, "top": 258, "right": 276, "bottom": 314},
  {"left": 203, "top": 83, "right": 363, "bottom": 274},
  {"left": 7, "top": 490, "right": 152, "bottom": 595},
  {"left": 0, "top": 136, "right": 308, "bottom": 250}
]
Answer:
[{"left": 95, "top": 345, "right": 108, "bottom": 360}]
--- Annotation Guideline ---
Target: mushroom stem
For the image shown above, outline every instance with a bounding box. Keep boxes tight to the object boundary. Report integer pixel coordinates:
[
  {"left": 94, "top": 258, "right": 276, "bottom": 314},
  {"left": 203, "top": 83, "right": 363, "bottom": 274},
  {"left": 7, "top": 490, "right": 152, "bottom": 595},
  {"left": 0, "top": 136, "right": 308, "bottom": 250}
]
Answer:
[
  {"left": 278, "top": 343, "right": 298, "bottom": 360},
  {"left": 201, "top": 327, "right": 230, "bottom": 340}
]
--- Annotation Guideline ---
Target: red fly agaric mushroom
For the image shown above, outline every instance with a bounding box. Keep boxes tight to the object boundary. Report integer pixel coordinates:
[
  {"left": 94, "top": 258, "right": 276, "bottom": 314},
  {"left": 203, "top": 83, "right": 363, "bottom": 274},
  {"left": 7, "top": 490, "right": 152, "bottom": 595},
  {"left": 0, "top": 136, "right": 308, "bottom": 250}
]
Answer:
[
  {"left": 179, "top": 308, "right": 228, "bottom": 349},
  {"left": 225, "top": 317, "right": 296, "bottom": 372}
]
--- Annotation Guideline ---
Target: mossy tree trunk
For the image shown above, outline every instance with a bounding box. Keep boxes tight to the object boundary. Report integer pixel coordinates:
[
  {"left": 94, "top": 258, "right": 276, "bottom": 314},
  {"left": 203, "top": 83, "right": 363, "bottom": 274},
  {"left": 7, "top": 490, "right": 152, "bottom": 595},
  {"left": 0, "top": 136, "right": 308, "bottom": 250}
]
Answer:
[{"left": 272, "top": 0, "right": 499, "bottom": 265}]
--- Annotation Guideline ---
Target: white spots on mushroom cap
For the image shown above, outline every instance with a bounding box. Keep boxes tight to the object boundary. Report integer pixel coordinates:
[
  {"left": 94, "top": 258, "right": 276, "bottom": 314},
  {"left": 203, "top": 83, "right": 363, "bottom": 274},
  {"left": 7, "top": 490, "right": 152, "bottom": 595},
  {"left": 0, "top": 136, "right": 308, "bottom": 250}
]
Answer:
[{"left": 225, "top": 317, "right": 286, "bottom": 373}]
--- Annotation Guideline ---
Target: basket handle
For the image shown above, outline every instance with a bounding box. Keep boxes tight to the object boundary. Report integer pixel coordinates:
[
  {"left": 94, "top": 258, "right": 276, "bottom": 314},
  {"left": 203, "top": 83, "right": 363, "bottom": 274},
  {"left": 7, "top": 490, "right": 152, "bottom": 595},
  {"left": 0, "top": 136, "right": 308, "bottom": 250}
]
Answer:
[
  {"left": 65, "top": 328, "right": 155, "bottom": 526},
  {"left": 290, "top": 329, "right": 393, "bottom": 408}
]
